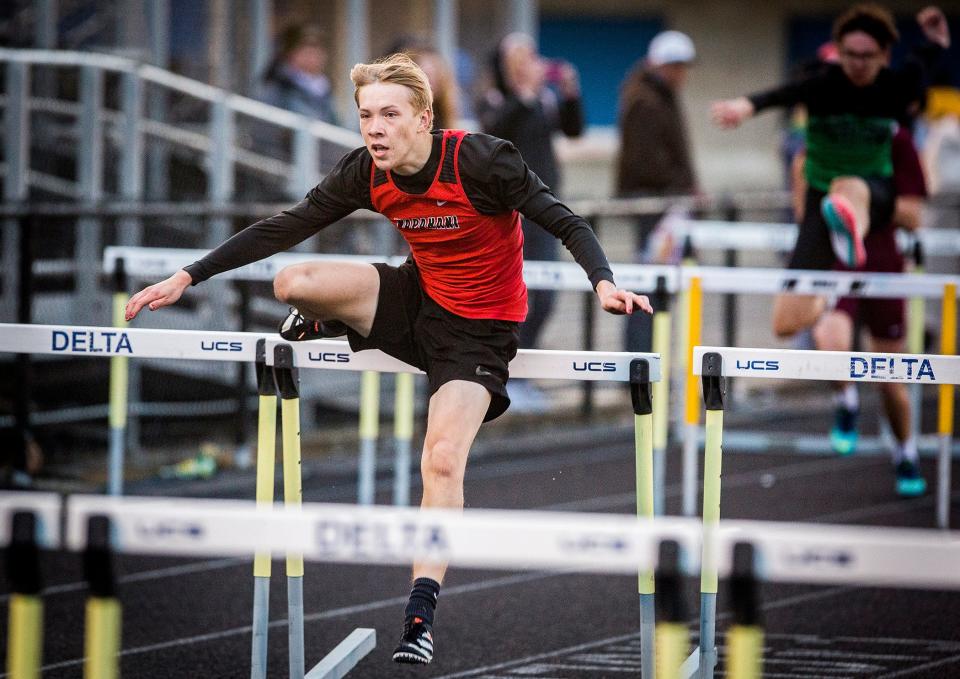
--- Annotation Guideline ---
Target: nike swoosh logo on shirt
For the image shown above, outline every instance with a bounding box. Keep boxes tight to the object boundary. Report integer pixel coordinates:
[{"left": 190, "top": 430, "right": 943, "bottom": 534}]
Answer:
[{"left": 436, "top": 200, "right": 448, "bottom": 206}]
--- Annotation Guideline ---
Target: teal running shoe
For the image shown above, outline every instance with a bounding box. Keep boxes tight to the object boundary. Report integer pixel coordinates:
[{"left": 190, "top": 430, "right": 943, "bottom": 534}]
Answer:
[
  {"left": 895, "top": 460, "right": 927, "bottom": 497},
  {"left": 821, "top": 194, "right": 866, "bottom": 269},
  {"left": 829, "top": 405, "right": 859, "bottom": 456}
]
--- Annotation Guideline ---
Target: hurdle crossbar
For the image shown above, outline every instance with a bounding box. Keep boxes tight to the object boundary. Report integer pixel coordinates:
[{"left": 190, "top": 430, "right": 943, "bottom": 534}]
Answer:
[
  {"left": 3, "top": 493, "right": 940, "bottom": 590},
  {"left": 0, "top": 324, "right": 661, "bottom": 382},
  {"left": 675, "top": 220, "right": 960, "bottom": 256},
  {"left": 102, "top": 246, "right": 960, "bottom": 298},
  {"left": 692, "top": 346, "right": 960, "bottom": 384}
]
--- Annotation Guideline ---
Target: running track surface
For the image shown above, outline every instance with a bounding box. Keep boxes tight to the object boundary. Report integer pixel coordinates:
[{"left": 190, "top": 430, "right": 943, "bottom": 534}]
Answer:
[{"left": 2, "top": 401, "right": 958, "bottom": 679}]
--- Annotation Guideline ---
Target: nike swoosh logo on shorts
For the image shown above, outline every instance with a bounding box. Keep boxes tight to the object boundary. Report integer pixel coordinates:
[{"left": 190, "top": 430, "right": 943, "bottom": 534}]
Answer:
[{"left": 475, "top": 366, "right": 492, "bottom": 377}]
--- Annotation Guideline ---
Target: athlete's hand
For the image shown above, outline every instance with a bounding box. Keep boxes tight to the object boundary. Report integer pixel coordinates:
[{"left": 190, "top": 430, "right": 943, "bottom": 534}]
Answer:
[
  {"left": 125, "top": 270, "right": 192, "bottom": 321},
  {"left": 918, "top": 7, "right": 950, "bottom": 48},
  {"left": 596, "top": 280, "right": 653, "bottom": 315},
  {"left": 710, "top": 97, "right": 754, "bottom": 129}
]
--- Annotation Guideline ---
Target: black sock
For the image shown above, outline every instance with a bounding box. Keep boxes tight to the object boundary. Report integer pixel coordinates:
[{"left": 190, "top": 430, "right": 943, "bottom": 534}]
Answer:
[{"left": 404, "top": 577, "right": 440, "bottom": 626}]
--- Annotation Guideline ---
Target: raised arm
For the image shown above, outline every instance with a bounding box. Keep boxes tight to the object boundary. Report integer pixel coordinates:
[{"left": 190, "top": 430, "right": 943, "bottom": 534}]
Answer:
[{"left": 125, "top": 148, "right": 370, "bottom": 321}]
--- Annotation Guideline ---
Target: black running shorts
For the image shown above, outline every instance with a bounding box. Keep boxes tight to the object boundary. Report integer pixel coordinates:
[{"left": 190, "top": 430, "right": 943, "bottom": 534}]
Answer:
[
  {"left": 789, "top": 178, "right": 895, "bottom": 270},
  {"left": 346, "top": 260, "right": 520, "bottom": 422}
]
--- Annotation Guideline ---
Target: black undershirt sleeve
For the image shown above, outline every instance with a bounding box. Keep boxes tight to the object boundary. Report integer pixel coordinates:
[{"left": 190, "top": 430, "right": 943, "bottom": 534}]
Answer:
[
  {"left": 748, "top": 77, "right": 808, "bottom": 113},
  {"left": 183, "top": 147, "right": 372, "bottom": 284},
  {"left": 458, "top": 133, "right": 615, "bottom": 290}
]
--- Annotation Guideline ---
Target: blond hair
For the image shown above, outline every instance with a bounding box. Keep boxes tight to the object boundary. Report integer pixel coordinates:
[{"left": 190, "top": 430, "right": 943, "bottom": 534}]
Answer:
[{"left": 350, "top": 53, "right": 434, "bottom": 127}]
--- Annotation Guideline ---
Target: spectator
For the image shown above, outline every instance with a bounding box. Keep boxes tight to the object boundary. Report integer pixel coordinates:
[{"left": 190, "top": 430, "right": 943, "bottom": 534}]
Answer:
[
  {"left": 477, "top": 32, "right": 584, "bottom": 410},
  {"left": 616, "top": 29, "right": 698, "bottom": 353},
  {"left": 261, "top": 24, "right": 339, "bottom": 125}
]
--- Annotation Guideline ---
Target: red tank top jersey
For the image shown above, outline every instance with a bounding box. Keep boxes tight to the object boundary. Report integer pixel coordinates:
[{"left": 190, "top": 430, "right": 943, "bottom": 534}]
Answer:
[{"left": 370, "top": 130, "right": 527, "bottom": 321}]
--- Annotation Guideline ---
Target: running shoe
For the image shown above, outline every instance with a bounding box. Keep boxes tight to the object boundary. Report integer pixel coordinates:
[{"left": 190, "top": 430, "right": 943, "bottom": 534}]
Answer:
[
  {"left": 821, "top": 194, "right": 866, "bottom": 269},
  {"left": 392, "top": 617, "right": 434, "bottom": 664},
  {"left": 895, "top": 460, "right": 927, "bottom": 498},
  {"left": 829, "top": 405, "right": 859, "bottom": 456},
  {"left": 278, "top": 307, "right": 348, "bottom": 341}
]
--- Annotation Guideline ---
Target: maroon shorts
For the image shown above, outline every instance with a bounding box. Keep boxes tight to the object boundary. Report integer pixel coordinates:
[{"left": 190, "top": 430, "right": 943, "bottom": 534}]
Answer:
[{"left": 834, "top": 228, "right": 905, "bottom": 341}]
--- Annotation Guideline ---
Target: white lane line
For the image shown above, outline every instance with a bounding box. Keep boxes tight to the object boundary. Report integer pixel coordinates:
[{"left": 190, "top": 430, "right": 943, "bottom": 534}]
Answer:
[
  {"left": 435, "top": 585, "right": 853, "bottom": 679},
  {"left": 875, "top": 652, "right": 960, "bottom": 678},
  {"left": 14, "top": 571, "right": 559, "bottom": 676}
]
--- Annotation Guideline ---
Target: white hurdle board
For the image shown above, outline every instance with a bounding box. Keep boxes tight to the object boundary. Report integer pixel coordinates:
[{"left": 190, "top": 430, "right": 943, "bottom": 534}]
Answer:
[
  {"left": 103, "top": 245, "right": 958, "bottom": 298},
  {"left": 0, "top": 324, "right": 661, "bottom": 383},
  {"left": 692, "top": 346, "right": 960, "bottom": 385},
  {"left": 53, "top": 493, "right": 960, "bottom": 590}
]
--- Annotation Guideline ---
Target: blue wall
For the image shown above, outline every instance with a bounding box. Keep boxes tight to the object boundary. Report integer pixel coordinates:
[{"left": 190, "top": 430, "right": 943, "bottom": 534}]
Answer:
[{"left": 539, "top": 16, "right": 663, "bottom": 127}]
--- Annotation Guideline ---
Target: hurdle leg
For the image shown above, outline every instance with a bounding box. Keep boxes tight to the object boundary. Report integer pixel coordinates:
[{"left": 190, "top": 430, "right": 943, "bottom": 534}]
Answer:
[
  {"left": 655, "top": 540, "right": 689, "bottom": 679},
  {"left": 631, "top": 359, "right": 656, "bottom": 678},
  {"left": 7, "top": 512, "right": 43, "bottom": 679},
  {"left": 651, "top": 276, "right": 672, "bottom": 516},
  {"left": 937, "top": 283, "right": 956, "bottom": 529},
  {"left": 698, "top": 353, "right": 724, "bottom": 679},
  {"left": 726, "top": 542, "right": 763, "bottom": 679},
  {"left": 907, "top": 245, "right": 925, "bottom": 448},
  {"left": 251, "top": 340, "right": 277, "bottom": 679},
  {"left": 83, "top": 515, "right": 121, "bottom": 679},
  {"left": 107, "top": 268, "right": 130, "bottom": 496},
  {"left": 358, "top": 371, "right": 379, "bottom": 505},
  {"left": 274, "top": 345, "right": 305, "bottom": 679},
  {"left": 393, "top": 372, "right": 415, "bottom": 506},
  {"left": 682, "top": 277, "right": 703, "bottom": 517}
]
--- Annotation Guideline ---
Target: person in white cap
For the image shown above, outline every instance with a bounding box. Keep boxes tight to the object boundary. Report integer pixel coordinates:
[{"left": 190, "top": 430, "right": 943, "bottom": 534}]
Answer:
[{"left": 616, "top": 30, "right": 698, "bottom": 354}]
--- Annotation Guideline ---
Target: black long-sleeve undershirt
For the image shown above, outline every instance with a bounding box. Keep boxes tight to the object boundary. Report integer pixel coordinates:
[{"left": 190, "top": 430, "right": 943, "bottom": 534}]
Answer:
[{"left": 184, "top": 131, "right": 614, "bottom": 290}]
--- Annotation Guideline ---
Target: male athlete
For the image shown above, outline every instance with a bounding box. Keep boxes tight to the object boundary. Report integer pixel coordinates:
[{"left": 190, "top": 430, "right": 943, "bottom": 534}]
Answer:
[
  {"left": 125, "top": 53, "right": 651, "bottom": 665},
  {"left": 711, "top": 4, "right": 947, "bottom": 338}
]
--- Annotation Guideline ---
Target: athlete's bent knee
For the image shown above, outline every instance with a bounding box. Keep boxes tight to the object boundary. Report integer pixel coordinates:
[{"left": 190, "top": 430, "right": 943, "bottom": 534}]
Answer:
[
  {"left": 422, "top": 438, "right": 464, "bottom": 483},
  {"left": 273, "top": 266, "right": 309, "bottom": 304}
]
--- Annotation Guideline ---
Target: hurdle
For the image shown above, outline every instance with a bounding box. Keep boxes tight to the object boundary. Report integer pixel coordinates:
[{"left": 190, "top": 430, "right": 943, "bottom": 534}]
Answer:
[
  {"left": 0, "top": 323, "right": 661, "bottom": 678},
  {"left": 101, "top": 245, "right": 677, "bottom": 509},
  {"left": 101, "top": 246, "right": 960, "bottom": 514},
  {"left": 679, "top": 267, "right": 960, "bottom": 519},
  {"left": 689, "top": 345, "right": 960, "bottom": 679},
  {"left": 4, "top": 490, "right": 960, "bottom": 677}
]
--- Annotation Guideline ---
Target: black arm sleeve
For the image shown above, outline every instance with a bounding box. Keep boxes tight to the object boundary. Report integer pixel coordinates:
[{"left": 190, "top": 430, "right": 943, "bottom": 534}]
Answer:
[
  {"left": 747, "top": 78, "right": 808, "bottom": 113},
  {"left": 458, "top": 134, "right": 614, "bottom": 290},
  {"left": 183, "top": 147, "right": 372, "bottom": 284}
]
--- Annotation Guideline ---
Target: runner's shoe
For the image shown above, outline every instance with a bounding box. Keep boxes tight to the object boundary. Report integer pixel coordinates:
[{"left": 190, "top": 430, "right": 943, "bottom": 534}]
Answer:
[
  {"left": 821, "top": 194, "right": 866, "bottom": 269},
  {"left": 829, "top": 405, "right": 859, "bottom": 456},
  {"left": 392, "top": 617, "right": 434, "bottom": 665},
  {"left": 895, "top": 460, "right": 927, "bottom": 497},
  {"left": 278, "top": 307, "right": 348, "bottom": 341}
]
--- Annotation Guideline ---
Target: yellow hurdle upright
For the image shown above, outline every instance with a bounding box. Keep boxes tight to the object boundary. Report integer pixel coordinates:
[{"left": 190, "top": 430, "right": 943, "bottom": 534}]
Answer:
[
  {"left": 6, "top": 512, "right": 43, "bottom": 679},
  {"left": 274, "top": 344, "right": 305, "bottom": 678},
  {"left": 938, "top": 283, "right": 957, "bottom": 528},
  {"left": 654, "top": 540, "right": 689, "bottom": 679},
  {"left": 682, "top": 276, "right": 703, "bottom": 517},
  {"left": 83, "top": 515, "right": 121, "bottom": 679},
  {"left": 631, "top": 359, "right": 656, "bottom": 679},
  {"left": 651, "top": 275, "right": 672, "bottom": 516},
  {"left": 699, "top": 351, "right": 725, "bottom": 679},
  {"left": 726, "top": 542, "right": 763, "bottom": 679},
  {"left": 250, "top": 340, "right": 277, "bottom": 679}
]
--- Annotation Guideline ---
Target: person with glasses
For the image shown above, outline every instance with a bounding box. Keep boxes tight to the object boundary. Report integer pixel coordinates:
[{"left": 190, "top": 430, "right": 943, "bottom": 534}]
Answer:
[{"left": 711, "top": 4, "right": 948, "bottom": 340}]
